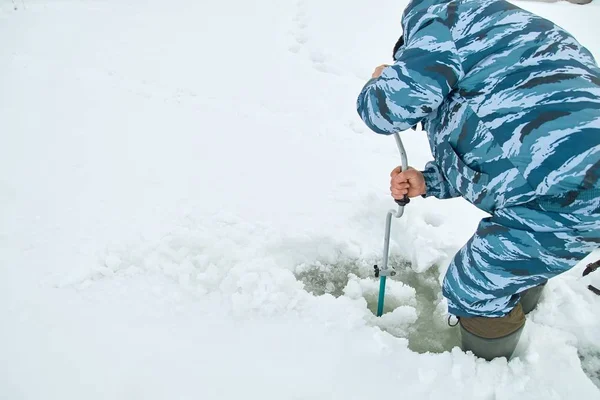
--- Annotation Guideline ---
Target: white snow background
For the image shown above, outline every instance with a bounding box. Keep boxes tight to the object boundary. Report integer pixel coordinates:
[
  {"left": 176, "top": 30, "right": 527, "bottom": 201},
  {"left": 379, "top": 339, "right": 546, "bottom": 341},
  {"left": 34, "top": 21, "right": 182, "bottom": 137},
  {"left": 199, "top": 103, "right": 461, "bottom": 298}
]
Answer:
[{"left": 1, "top": 0, "right": 599, "bottom": 398}]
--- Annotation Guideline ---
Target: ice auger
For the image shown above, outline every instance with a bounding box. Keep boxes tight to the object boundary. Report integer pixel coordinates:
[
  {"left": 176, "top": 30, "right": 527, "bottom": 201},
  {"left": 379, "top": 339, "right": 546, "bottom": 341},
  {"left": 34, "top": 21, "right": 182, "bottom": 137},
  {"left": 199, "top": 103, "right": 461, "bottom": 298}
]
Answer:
[{"left": 374, "top": 132, "right": 410, "bottom": 317}]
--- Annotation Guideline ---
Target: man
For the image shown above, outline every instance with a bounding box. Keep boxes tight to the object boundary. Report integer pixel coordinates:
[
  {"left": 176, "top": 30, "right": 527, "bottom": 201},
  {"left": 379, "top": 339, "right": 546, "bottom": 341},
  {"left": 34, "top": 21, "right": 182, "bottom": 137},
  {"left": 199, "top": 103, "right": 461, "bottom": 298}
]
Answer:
[{"left": 357, "top": 0, "right": 600, "bottom": 360}]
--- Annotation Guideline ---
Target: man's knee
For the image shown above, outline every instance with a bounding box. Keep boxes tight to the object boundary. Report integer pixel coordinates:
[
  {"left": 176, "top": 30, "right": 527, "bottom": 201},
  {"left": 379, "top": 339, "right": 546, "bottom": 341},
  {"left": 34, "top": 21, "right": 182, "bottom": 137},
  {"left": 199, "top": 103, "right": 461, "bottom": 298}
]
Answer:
[{"left": 442, "top": 261, "right": 517, "bottom": 318}]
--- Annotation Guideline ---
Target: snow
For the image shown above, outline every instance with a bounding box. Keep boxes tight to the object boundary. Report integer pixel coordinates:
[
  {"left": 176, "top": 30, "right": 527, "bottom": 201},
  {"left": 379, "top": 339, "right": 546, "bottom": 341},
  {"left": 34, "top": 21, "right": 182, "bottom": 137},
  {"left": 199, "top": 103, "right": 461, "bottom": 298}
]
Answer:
[{"left": 1, "top": 0, "right": 599, "bottom": 398}]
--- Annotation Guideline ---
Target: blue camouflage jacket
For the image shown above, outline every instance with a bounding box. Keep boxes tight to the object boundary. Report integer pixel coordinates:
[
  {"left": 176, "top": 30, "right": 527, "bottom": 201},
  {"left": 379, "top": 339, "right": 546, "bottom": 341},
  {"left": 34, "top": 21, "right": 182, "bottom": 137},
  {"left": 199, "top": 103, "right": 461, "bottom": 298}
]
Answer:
[
  {"left": 357, "top": 0, "right": 600, "bottom": 317},
  {"left": 357, "top": 0, "right": 600, "bottom": 216}
]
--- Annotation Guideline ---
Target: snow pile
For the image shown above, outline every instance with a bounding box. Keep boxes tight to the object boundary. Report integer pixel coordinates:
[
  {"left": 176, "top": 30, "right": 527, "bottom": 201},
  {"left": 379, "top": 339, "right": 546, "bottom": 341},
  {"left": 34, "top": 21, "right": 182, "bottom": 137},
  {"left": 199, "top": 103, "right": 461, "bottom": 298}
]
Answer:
[{"left": 1, "top": 0, "right": 599, "bottom": 398}]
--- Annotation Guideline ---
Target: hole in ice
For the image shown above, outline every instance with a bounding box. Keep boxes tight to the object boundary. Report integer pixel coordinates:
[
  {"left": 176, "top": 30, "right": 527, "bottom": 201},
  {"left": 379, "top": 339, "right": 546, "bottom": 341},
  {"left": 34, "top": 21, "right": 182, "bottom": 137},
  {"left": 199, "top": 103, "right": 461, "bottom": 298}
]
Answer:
[{"left": 294, "top": 256, "right": 460, "bottom": 354}]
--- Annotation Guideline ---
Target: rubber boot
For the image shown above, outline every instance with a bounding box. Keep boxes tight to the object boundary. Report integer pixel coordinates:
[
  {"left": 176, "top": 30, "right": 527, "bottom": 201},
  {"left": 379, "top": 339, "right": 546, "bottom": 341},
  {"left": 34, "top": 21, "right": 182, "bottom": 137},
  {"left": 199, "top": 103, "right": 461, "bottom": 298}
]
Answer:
[
  {"left": 459, "top": 303, "right": 526, "bottom": 361},
  {"left": 460, "top": 324, "right": 524, "bottom": 361},
  {"left": 519, "top": 281, "right": 547, "bottom": 315}
]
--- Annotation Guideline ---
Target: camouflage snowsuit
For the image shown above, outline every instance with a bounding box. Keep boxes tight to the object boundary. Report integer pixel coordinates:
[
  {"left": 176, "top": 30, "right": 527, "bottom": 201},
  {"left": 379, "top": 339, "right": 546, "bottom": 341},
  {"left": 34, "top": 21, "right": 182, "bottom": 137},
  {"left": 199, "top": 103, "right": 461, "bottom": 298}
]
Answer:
[{"left": 357, "top": 0, "right": 600, "bottom": 317}]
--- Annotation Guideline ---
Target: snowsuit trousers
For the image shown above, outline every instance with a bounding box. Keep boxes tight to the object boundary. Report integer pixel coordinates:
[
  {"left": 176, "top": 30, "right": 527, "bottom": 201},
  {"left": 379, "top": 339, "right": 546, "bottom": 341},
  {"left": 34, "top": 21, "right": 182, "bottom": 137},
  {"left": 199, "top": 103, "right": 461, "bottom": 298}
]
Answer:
[{"left": 442, "top": 202, "right": 600, "bottom": 318}]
